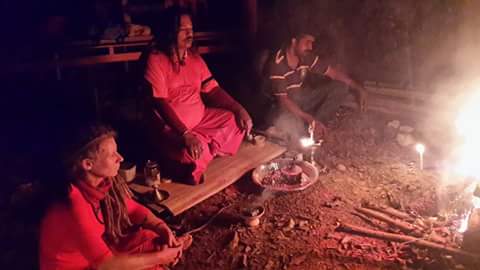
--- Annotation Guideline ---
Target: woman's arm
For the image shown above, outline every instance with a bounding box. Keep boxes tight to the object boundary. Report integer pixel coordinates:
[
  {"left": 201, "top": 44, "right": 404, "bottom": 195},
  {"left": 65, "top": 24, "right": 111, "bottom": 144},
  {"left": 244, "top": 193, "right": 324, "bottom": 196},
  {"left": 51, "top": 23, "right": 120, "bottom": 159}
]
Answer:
[
  {"left": 98, "top": 246, "right": 182, "bottom": 270},
  {"left": 142, "top": 211, "right": 179, "bottom": 247}
]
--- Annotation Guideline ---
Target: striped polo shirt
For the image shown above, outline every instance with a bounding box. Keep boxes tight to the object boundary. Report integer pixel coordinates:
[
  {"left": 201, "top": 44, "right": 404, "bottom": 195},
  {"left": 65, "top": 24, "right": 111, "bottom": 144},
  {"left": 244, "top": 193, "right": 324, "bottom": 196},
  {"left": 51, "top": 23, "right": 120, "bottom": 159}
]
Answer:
[{"left": 267, "top": 49, "right": 330, "bottom": 97}]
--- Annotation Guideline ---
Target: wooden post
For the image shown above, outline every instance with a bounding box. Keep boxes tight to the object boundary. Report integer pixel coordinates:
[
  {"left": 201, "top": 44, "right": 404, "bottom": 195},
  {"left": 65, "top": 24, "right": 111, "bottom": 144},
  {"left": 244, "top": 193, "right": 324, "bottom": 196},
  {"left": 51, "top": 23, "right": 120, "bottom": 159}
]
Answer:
[
  {"left": 54, "top": 53, "right": 62, "bottom": 81},
  {"left": 245, "top": 0, "right": 258, "bottom": 40},
  {"left": 243, "top": 0, "right": 257, "bottom": 51}
]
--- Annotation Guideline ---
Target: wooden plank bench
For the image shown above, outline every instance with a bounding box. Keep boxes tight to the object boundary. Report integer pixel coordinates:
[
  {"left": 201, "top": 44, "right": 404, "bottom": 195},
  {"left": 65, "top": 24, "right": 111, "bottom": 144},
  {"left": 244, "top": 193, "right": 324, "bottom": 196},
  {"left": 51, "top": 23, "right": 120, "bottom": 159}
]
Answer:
[{"left": 129, "top": 141, "right": 286, "bottom": 216}]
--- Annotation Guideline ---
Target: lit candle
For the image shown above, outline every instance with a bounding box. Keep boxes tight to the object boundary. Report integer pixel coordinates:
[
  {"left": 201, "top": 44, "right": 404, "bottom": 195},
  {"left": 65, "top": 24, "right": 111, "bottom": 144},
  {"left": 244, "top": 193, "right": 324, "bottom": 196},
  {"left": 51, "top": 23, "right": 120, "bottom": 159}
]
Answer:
[
  {"left": 300, "top": 137, "right": 314, "bottom": 148},
  {"left": 415, "top": 143, "right": 425, "bottom": 170},
  {"left": 300, "top": 137, "right": 315, "bottom": 165}
]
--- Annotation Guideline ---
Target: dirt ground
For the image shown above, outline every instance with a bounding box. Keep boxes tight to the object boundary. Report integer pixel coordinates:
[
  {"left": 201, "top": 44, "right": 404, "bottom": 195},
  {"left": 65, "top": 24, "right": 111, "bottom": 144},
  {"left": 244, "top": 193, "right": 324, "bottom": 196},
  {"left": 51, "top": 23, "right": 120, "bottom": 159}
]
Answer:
[
  {"left": 169, "top": 108, "right": 469, "bottom": 270},
  {"left": 0, "top": 108, "right": 472, "bottom": 270}
]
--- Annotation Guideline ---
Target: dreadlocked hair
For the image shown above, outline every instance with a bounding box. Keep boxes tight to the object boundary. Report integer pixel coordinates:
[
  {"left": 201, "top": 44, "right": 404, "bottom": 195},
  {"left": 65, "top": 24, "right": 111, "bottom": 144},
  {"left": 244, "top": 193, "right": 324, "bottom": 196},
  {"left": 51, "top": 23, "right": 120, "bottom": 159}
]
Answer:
[
  {"left": 100, "top": 175, "right": 134, "bottom": 245},
  {"left": 64, "top": 123, "right": 134, "bottom": 244},
  {"left": 66, "top": 125, "right": 117, "bottom": 181},
  {"left": 150, "top": 5, "right": 195, "bottom": 73}
]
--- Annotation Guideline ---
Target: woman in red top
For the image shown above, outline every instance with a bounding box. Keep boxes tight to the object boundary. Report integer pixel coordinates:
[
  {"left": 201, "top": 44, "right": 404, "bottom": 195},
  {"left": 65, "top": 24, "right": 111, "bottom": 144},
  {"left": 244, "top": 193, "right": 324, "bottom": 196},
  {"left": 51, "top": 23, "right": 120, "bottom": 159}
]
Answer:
[{"left": 39, "top": 124, "right": 192, "bottom": 270}]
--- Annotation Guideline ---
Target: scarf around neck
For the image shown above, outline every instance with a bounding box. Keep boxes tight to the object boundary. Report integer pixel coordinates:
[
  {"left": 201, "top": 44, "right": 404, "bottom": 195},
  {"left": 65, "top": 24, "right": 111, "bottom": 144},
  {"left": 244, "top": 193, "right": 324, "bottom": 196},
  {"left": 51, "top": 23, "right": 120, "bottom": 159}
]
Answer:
[{"left": 75, "top": 178, "right": 113, "bottom": 207}]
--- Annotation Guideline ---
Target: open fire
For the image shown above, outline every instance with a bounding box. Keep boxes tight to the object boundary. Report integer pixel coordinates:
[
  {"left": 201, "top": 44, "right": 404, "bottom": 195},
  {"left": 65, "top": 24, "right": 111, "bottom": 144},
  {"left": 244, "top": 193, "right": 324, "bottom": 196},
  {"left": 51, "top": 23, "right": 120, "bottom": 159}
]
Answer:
[
  {"left": 451, "top": 90, "right": 480, "bottom": 233},
  {"left": 453, "top": 91, "right": 480, "bottom": 178}
]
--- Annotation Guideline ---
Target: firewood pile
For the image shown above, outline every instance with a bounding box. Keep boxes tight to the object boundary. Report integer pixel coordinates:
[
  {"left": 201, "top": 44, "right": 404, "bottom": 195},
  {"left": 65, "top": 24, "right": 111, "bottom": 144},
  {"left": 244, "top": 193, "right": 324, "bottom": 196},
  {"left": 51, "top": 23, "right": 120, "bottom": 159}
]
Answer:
[{"left": 336, "top": 201, "right": 480, "bottom": 268}]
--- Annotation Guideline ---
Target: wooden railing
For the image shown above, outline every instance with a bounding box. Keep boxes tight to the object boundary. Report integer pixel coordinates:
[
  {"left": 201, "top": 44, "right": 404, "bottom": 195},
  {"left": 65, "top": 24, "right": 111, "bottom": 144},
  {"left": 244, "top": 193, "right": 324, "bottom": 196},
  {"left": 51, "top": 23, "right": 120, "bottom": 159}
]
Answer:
[{"left": 5, "top": 32, "right": 232, "bottom": 75}]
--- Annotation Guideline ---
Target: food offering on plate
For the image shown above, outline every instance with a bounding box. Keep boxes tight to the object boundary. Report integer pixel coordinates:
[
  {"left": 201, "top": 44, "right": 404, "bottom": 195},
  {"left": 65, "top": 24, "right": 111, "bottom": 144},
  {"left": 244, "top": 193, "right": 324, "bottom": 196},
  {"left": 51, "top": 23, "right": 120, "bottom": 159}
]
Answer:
[
  {"left": 280, "top": 163, "right": 304, "bottom": 184},
  {"left": 262, "top": 160, "right": 307, "bottom": 186},
  {"left": 252, "top": 158, "right": 318, "bottom": 191}
]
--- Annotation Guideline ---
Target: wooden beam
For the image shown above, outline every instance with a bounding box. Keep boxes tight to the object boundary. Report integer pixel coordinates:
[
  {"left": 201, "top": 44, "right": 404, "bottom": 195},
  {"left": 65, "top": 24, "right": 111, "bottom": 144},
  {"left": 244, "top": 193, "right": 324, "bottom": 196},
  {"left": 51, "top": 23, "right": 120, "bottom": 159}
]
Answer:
[
  {"left": 3, "top": 32, "right": 231, "bottom": 74},
  {"left": 5, "top": 46, "right": 228, "bottom": 73}
]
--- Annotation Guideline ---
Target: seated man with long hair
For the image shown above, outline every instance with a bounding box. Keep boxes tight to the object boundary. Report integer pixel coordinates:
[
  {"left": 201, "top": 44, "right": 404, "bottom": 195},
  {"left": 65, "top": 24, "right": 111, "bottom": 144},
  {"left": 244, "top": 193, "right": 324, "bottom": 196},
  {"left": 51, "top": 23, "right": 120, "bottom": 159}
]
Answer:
[
  {"left": 144, "top": 6, "right": 253, "bottom": 185},
  {"left": 39, "top": 124, "right": 192, "bottom": 270}
]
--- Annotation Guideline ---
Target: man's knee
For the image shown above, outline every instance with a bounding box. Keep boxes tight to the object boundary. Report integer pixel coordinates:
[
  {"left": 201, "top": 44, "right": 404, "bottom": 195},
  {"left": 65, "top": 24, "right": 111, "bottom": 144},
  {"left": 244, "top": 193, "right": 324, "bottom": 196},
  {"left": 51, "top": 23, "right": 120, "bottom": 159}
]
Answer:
[
  {"left": 328, "top": 82, "right": 350, "bottom": 100},
  {"left": 222, "top": 110, "right": 236, "bottom": 122},
  {"left": 220, "top": 110, "right": 241, "bottom": 131}
]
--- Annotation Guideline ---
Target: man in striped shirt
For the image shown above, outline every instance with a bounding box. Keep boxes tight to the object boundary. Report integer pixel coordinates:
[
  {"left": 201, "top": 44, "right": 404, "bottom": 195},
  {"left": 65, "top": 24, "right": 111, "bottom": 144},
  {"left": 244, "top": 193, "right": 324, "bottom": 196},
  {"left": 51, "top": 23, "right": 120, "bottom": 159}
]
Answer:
[{"left": 265, "top": 27, "right": 367, "bottom": 141}]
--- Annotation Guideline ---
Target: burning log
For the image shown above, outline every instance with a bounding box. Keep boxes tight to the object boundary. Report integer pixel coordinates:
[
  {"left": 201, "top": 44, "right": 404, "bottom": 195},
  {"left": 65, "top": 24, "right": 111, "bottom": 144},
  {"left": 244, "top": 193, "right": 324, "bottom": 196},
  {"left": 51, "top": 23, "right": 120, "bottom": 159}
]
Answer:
[
  {"left": 355, "top": 207, "right": 422, "bottom": 236},
  {"left": 336, "top": 222, "right": 480, "bottom": 260}
]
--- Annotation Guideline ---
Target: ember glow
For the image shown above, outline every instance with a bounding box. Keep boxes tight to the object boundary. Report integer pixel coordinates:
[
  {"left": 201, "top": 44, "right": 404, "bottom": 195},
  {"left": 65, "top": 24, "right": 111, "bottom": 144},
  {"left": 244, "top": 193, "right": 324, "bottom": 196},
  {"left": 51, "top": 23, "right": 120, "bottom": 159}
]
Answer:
[
  {"left": 473, "top": 196, "right": 480, "bottom": 208},
  {"left": 457, "top": 183, "right": 480, "bottom": 233},
  {"left": 458, "top": 209, "right": 471, "bottom": 233}
]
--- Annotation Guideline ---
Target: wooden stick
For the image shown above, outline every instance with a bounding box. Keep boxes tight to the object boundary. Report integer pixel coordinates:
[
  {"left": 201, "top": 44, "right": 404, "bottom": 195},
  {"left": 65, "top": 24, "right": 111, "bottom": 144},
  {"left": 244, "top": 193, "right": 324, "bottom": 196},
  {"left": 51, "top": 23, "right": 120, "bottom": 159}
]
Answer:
[
  {"left": 360, "top": 204, "right": 447, "bottom": 243},
  {"left": 337, "top": 222, "right": 479, "bottom": 259},
  {"left": 353, "top": 212, "right": 390, "bottom": 231},
  {"left": 362, "top": 202, "right": 413, "bottom": 221},
  {"left": 362, "top": 202, "right": 440, "bottom": 231},
  {"left": 355, "top": 207, "right": 422, "bottom": 236}
]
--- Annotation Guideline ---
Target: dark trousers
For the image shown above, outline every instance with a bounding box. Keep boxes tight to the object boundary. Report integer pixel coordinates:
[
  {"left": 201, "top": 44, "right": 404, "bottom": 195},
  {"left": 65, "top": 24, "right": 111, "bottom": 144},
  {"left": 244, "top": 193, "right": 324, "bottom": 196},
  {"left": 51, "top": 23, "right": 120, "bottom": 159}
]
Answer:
[{"left": 272, "top": 81, "right": 350, "bottom": 140}]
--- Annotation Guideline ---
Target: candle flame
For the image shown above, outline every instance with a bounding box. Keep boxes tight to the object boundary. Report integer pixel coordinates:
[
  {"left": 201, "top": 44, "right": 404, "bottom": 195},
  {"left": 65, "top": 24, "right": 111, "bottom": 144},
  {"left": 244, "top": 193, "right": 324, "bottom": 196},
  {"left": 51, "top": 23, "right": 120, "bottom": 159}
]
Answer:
[
  {"left": 300, "top": 137, "right": 314, "bottom": 148},
  {"left": 415, "top": 143, "right": 425, "bottom": 154}
]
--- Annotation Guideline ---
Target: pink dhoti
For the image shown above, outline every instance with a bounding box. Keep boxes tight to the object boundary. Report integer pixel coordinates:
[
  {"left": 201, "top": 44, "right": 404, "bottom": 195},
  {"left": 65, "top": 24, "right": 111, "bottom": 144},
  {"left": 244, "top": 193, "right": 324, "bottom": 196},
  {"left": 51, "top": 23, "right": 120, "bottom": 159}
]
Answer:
[
  {"left": 152, "top": 108, "right": 244, "bottom": 184},
  {"left": 144, "top": 52, "right": 245, "bottom": 184}
]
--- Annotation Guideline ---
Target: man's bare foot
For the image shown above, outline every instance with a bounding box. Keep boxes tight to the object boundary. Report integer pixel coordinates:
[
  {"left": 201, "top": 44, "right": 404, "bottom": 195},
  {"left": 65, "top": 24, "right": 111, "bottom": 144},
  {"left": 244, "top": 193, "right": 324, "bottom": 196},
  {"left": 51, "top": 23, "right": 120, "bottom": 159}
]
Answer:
[{"left": 177, "top": 234, "right": 193, "bottom": 251}]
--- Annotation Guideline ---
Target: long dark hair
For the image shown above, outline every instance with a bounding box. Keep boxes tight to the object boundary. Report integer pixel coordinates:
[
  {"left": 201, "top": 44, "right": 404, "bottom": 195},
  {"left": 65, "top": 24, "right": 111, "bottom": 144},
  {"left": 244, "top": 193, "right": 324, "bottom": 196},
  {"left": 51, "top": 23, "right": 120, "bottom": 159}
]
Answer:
[{"left": 150, "top": 6, "right": 195, "bottom": 63}]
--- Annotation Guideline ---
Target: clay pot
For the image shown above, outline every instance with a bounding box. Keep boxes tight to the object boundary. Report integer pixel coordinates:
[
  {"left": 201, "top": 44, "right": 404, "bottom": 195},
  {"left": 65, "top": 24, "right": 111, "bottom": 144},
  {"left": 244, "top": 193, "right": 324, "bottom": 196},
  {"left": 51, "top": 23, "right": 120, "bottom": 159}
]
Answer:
[{"left": 242, "top": 206, "right": 265, "bottom": 227}]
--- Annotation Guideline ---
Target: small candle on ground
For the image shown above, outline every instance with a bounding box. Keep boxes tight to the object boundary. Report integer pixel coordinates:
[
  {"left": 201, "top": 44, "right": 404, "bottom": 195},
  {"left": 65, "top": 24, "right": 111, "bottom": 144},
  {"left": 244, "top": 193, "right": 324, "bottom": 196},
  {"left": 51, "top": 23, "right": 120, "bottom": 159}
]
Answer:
[{"left": 415, "top": 143, "right": 425, "bottom": 170}]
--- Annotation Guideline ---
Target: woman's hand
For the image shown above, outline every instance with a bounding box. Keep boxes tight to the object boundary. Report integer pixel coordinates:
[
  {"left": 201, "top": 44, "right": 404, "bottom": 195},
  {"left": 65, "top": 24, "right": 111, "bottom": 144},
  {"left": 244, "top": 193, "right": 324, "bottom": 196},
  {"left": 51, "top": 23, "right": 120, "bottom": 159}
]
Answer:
[
  {"left": 97, "top": 245, "right": 182, "bottom": 270},
  {"left": 155, "top": 224, "right": 180, "bottom": 248},
  {"left": 156, "top": 245, "right": 182, "bottom": 266}
]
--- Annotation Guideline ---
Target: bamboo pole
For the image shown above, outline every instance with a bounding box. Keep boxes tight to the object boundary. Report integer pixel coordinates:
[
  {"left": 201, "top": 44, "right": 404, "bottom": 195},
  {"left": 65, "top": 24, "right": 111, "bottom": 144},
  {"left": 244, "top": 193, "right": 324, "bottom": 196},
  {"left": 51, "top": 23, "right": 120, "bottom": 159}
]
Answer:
[
  {"left": 362, "top": 202, "right": 413, "bottom": 221},
  {"left": 337, "top": 222, "right": 479, "bottom": 259},
  {"left": 355, "top": 207, "right": 421, "bottom": 235}
]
